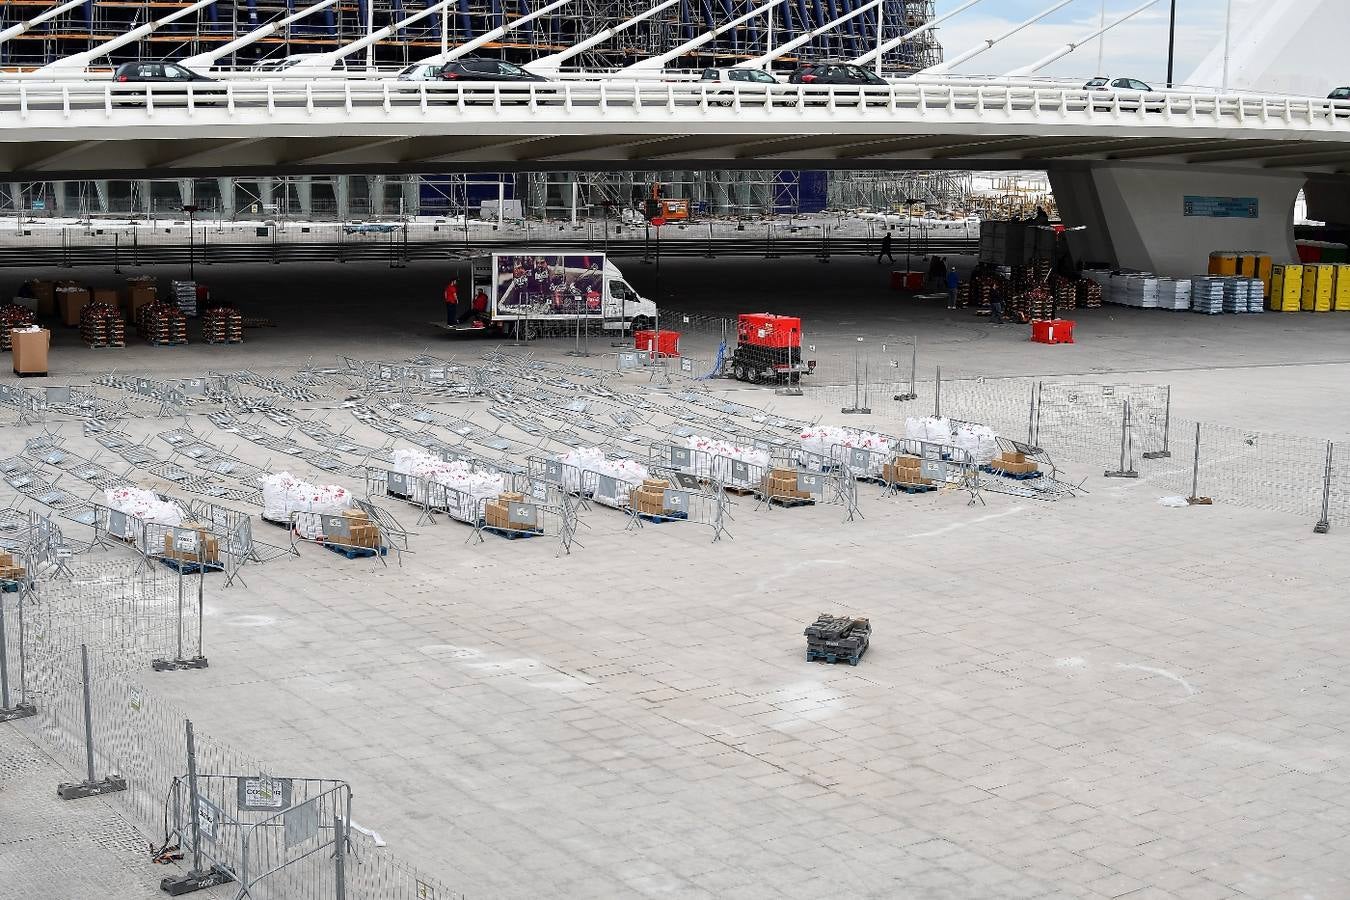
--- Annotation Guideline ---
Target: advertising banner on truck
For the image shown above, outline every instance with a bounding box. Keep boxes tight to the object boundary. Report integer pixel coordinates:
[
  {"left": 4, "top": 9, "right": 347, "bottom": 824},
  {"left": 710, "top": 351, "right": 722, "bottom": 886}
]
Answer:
[{"left": 494, "top": 254, "right": 605, "bottom": 318}]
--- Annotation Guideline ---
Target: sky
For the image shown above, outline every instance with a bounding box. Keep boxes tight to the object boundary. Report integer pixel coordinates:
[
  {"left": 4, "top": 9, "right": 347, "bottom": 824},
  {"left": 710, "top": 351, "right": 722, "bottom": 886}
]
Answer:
[{"left": 931, "top": 0, "right": 1250, "bottom": 86}]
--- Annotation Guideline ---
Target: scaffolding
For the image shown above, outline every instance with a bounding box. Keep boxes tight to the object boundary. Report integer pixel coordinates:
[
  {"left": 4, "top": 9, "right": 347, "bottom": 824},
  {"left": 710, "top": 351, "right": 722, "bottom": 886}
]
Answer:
[
  {"left": 828, "top": 171, "right": 973, "bottom": 214},
  {"left": 0, "top": 0, "right": 939, "bottom": 72}
]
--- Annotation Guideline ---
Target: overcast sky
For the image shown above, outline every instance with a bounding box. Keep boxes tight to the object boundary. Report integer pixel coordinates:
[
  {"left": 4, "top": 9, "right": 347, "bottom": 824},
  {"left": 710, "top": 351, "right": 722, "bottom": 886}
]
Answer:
[{"left": 932, "top": 0, "right": 1249, "bottom": 86}]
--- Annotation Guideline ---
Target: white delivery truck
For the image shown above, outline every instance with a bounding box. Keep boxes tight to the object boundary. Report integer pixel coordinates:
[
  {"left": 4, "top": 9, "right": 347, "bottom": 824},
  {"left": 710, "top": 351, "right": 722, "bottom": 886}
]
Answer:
[{"left": 453, "top": 252, "right": 657, "bottom": 336}]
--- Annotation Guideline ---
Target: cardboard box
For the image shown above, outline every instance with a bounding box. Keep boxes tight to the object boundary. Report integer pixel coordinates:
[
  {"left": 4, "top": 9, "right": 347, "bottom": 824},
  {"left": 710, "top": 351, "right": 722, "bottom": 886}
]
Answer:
[
  {"left": 163, "top": 526, "right": 220, "bottom": 564},
  {"left": 92, "top": 288, "right": 119, "bottom": 310},
  {"left": 641, "top": 478, "right": 670, "bottom": 491},
  {"left": 57, "top": 287, "right": 90, "bottom": 326},
  {"left": 31, "top": 280, "right": 55, "bottom": 317},
  {"left": 485, "top": 501, "right": 509, "bottom": 529},
  {"left": 499, "top": 491, "right": 525, "bottom": 503},
  {"left": 893, "top": 455, "right": 921, "bottom": 468},
  {"left": 11, "top": 327, "right": 49, "bottom": 375},
  {"left": 127, "top": 284, "right": 157, "bottom": 319},
  {"left": 341, "top": 508, "right": 369, "bottom": 521},
  {"left": 0, "top": 552, "right": 12, "bottom": 568}
]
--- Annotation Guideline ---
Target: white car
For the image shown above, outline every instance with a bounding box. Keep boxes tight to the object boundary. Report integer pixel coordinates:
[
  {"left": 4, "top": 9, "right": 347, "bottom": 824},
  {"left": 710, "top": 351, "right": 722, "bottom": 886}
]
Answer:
[
  {"left": 1083, "top": 76, "right": 1164, "bottom": 112},
  {"left": 396, "top": 61, "right": 443, "bottom": 81},
  {"left": 252, "top": 54, "right": 348, "bottom": 76},
  {"left": 696, "top": 66, "right": 791, "bottom": 106}
]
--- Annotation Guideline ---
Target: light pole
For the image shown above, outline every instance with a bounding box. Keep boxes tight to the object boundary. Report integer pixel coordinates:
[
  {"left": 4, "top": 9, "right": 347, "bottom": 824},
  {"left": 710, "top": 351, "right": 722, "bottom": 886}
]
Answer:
[
  {"left": 1165, "top": 0, "right": 1177, "bottom": 88},
  {"left": 183, "top": 204, "right": 199, "bottom": 281}
]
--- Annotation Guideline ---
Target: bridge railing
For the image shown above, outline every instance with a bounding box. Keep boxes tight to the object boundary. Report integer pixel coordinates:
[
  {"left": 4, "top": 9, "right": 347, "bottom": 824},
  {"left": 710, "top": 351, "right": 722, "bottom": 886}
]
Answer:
[{"left": 0, "top": 78, "right": 1348, "bottom": 128}]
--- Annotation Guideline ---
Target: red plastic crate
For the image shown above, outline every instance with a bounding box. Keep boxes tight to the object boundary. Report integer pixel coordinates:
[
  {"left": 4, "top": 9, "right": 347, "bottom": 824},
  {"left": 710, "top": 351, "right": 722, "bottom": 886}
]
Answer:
[
  {"left": 890, "top": 271, "right": 925, "bottom": 291},
  {"left": 737, "top": 313, "right": 801, "bottom": 348},
  {"left": 634, "top": 329, "right": 681, "bottom": 356},
  {"left": 1030, "top": 319, "right": 1076, "bottom": 345}
]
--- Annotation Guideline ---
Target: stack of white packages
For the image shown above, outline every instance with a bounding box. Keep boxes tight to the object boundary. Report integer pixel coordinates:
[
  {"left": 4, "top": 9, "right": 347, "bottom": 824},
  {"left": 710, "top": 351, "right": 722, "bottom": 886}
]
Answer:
[
  {"left": 1190, "top": 278, "right": 1226, "bottom": 314},
  {"left": 391, "top": 447, "right": 505, "bottom": 521},
  {"left": 1110, "top": 275, "right": 1160, "bottom": 308},
  {"left": 261, "top": 473, "right": 354, "bottom": 539},
  {"left": 798, "top": 426, "right": 893, "bottom": 475},
  {"left": 171, "top": 280, "right": 198, "bottom": 317},
  {"left": 1155, "top": 278, "right": 1193, "bottom": 311},
  {"left": 905, "top": 416, "right": 952, "bottom": 444},
  {"left": 1221, "top": 277, "right": 1265, "bottom": 313},
  {"left": 560, "top": 447, "right": 648, "bottom": 506},
  {"left": 951, "top": 422, "right": 1000, "bottom": 464},
  {"left": 687, "top": 436, "right": 770, "bottom": 488},
  {"left": 104, "top": 487, "right": 188, "bottom": 549}
]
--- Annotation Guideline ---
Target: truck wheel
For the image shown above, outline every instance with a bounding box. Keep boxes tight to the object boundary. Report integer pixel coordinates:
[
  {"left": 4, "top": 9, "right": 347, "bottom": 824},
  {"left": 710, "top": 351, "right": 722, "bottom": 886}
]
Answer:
[{"left": 733, "top": 362, "right": 748, "bottom": 382}]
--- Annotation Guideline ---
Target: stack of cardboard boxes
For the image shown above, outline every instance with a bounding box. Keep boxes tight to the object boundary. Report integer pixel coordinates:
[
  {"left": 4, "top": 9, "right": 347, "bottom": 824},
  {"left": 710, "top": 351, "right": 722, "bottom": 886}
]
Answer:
[
  {"left": 630, "top": 478, "right": 677, "bottom": 516},
  {"left": 990, "top": 451, "right": 1038, "bottom": 477},
  {"left": 56, "top": 284, "right": 91, "bottom": 327},
  {"left": 0, "top": 550, "right": 27, "bottom": 583},
  {"left": 883, "top": 454, "right": 931, "bottom": 486},
  {"left": 162, "top": 523, "right": 221, "bottom": 566},
  {"left": 484, "top": 491, "right": 542, "bottom": 532},
  {"left": 338, "top": 509, "right": 381, "bottom": 549},
  {"left": 758, "top": 467, "right": 812, "bottom": 501},
  {"left": 125, "top": 279, "right": 158, "bottom": 322}
]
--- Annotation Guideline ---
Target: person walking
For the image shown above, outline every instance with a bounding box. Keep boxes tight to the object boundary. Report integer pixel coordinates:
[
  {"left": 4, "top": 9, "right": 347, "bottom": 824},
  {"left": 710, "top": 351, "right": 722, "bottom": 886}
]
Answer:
[
  {"left": 444, "top": 278, "right": 459, "bottom": 325},
  {"left": 989, "top": 286, "right": 1006, "bottom": 325},
  {"left": 946, "top": 266, "right": 960, "bottom": 309},
  {"left": 877, "top": 231, "right": 894, "bottom": 265}
]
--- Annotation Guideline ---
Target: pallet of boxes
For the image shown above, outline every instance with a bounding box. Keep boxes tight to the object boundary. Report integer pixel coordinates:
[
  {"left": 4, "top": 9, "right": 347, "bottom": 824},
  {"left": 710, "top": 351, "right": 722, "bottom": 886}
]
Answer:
[
  {"left": 804, "top": 613, "right": 870, "bottom": 666},
  {"left": 162, "top": 522, "right": 222, "bottom": 574},
  {"left": 325, "top": 508, "right": 385, "bottom": 559},
  {"left": 988, "top": 450, "right": 1040, "bottom": 480},
  {"left": 629, "top": 477, "right": 686, "bottom": 520},
  {"left": 483, "top": 491, "right": 543, "bottom": 538},
  {"left": 883, "top": 454, "right": 936, "bottom": 493},
  {"left": 757, "top": 467, "right": 814, "bottom": 506},
  {"left": 0, "top": 549, "right": 27, "bottom": 589}
]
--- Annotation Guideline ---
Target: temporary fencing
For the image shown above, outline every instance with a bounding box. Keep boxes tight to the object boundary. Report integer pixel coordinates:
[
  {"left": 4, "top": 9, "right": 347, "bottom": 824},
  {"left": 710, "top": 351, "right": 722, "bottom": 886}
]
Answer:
[{"left": 10, "top": 570, "right": 469, "bottom": 899}]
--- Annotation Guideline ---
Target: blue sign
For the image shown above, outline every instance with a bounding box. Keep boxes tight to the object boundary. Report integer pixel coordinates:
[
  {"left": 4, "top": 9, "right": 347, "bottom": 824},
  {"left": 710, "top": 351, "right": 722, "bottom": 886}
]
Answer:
[
  {"left": 1183, "top": 196, "right": 1258, "bottom": 218},
  {"left": 30, "top": 199, "right": 45, "bottom": 211}
]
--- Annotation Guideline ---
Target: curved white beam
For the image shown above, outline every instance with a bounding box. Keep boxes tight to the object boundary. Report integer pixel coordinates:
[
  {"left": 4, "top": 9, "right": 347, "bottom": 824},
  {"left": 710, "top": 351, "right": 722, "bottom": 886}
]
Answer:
[
  {"left": 1005, "top": 0, "right": 1163, "bottom": 76},
  {"left": 0, "top": 0, "right": 89, "bottom": 49},
  {"left": 531, "top": 0, "right": 679, "bottom": 72},
  {"left": 180, "top": 0, "right": 341, "bottom": 70},
  {"left": 922, "top": 0, "right": 1074, "bottom": 75},
  {"left": 624, "top": 0, "right": 787, "bottom": 72},
  {"left": 852, "top": 0, "right": 985, "bottom": 68},
  {"left": 39, "top": 0, "right": 218, "bottom": 72},
  {"left": 735, "top": 0, "right": 886, "bottom": 70}
]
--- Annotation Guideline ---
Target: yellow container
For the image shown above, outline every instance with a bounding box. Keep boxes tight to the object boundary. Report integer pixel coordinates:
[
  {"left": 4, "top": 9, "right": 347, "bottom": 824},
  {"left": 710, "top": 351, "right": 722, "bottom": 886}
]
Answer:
[
  {"left": 1257, "top": 255, "right": 1273, "bottom": 297},
  {"left": 1238, "top": 255, "right": 1258, "bottom": 279},
  {"left": 1272, "top": 264, "right": 1303, "bottom": 311},
  {"left": 1209, "top": 252, "right": 1238, "bottom": 276},
  {"left": 1336, "top": 265, "right": 1350, "bottom": 311},
  {"left": 1301, "top": 263, "right": 1334, "bottom": 312}
]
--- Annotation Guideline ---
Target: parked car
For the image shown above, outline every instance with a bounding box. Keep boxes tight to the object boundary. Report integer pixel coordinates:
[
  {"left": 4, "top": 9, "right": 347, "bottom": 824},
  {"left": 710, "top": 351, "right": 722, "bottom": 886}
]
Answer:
[
  {"left": 396, "top": 61, "right": 444, "bottom": 81},
  {"left": 111, "top": 61, "right": 223, "bottom": 105},
  {"left": 787, "top": 62, "right": 887, "bottom": 86},
  {"left": 1326, "top": 86, "right": 1350, "bottom": 117},
  {"left": 1083, "top": 76, "right": 1163, "bottom": 112},
  {"left": 697, "top": 66, "right": 791, "bottom": 106},
  {"left": 438, "top": 58, "right": 549, "bottom": 82}
]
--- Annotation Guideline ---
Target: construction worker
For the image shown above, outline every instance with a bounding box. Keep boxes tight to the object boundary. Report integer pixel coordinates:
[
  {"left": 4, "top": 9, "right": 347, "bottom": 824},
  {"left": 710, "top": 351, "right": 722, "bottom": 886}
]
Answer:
[
  {"left": 444, "top": 279, "right": 459, "bottom": 325},
  {"left": 458, "top": 288, "right": 490, "bottom": 326},
  {"left": 946, "top": 266, "right": 959, "bottom": 309},
  {"left": 877, "top": 231, "right": 894, "bottom": 265}
]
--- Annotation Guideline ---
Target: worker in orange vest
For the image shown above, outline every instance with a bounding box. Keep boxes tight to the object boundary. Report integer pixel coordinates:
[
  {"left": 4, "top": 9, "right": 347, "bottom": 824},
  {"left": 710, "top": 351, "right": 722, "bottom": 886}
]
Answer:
[{"left": 444, "top": 279, "right": 458, "bottom": 325}]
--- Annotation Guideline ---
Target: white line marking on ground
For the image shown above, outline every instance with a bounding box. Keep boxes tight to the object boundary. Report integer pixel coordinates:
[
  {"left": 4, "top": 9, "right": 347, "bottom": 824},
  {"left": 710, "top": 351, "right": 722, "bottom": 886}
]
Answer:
[
  {"left": 908, "top": 506, "right": 1026, "bottom": 538},
  {"left": 1117, "top": 663, "right": 1197, "bottom": 696}
]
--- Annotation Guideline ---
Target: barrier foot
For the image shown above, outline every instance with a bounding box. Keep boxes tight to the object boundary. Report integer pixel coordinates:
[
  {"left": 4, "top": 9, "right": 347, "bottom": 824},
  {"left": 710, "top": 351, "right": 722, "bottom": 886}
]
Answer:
[
  {"left": 1103, "top": 469, "right": 1138, "bottom": 479},
  {"left": 1141, "top": 450, "right": 1172, "bottom": 459},
  {"left": 1187, "top": 496, "right": 1213, "bottom": 506},
  {"left": 0, "top": 701, "right": 36, "bottom": 722},
  {"left": 151, "top": 656, "right": 209, "bottom": 672},
  {"left": 893, "top": 392, "right": 917, "bottom": 401},
  {"left": 57, "top": 774, "right": 127, "bottom": 800},
  {"left": 160, "top": 866, "right": 235, "bottom": 896},
  {"left": 841, "top": 406, "right": 872, "bottom": 414}
]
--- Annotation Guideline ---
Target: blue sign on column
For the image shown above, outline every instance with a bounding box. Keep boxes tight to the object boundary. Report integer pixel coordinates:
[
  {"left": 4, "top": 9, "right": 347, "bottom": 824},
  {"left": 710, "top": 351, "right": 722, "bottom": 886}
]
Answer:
[{"left": 1183, "top": 196, "right": 1259, "bottom": 218}]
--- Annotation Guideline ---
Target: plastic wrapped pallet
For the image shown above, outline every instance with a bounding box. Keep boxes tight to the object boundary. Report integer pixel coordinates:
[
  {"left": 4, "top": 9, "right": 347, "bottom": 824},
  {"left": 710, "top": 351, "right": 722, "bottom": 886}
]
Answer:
[
  {"left": 1190, "top": 277, "right": 1225, "bottom": 315},
  {"left": 103, "top": 487, "right": 187, "bottom": 550},
  {"left": 951, "top": 422, "right": 999, "bottom": 464},
  {"left": 261, "top": 472, "right": 354, "bottom": 538},
  {"left": 391, "top": 447, "right": 505, "bottom": 517},
  {"left": 905, "top": 416, "right": 952, "bottom": 444},
  {"left": 560, "top": 447, "right": 647, "bottom": 506},
  {"left": 687, "top": 436, "right": 769, "bottom": 488},
  {"left": 798, "top": 426, "right": 893, "bottom": 474}
]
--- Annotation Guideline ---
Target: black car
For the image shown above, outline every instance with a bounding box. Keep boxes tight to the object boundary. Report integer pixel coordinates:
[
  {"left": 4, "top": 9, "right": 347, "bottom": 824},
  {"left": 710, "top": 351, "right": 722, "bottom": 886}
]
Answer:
[
  {"left": 438, "top": 58, "right": 550, "bottom": 82},
  {"left": 113, "top": 61, "right": 216, "bottom": 84},
  {"left": 112, "top": 61, "right": 222, "bottom": 106},
  {"left": 787, "top": 62, "right": 888, "bottom": 86}
]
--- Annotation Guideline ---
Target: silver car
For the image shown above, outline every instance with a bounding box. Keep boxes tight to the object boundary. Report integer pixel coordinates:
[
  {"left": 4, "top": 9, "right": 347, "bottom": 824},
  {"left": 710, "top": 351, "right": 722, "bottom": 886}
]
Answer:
[{"left": 697, "top": 66, "right": 790, "bottom": 106}]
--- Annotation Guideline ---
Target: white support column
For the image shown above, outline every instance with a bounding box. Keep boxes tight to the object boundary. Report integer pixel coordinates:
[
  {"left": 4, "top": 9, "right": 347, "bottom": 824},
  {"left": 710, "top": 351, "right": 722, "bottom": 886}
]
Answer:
[
  {"left": 216, "top": 178, "right": 234, "bottom": 219},
  {"left": 334, "top": 176, "right": 351, "bottom": 221},
  {"left": 294, "top": 177, "right": 314, "bottom": 218},
  {"left": 497, "top": 181, "right": 505, "bottom": 227},
  {"left": 368, "top": 174, "right": 387, "bottom": 217}
]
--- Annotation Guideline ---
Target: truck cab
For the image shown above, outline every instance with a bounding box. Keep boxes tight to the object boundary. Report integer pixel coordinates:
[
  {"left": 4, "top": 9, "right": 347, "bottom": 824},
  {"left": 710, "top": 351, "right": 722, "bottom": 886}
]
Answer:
[{"left": 600, "top": 259, "right": 656, "bottom": 331}]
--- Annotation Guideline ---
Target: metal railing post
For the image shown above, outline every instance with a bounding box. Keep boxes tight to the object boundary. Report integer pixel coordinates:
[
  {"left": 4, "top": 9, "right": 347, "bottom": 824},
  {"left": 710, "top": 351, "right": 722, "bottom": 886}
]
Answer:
[
  {"left": 1104, "top": 398, "right": 1139, "bottom": 478},
  {"left": 1315, "top": 441, "right": 1333, "bottom": 533},
  {"left": 1186, "top": 422, "right": 1212, "bottom": 505},
  {"left": 334, "top": 815, "right": 347, "bottom": 900},
  {"left": 1143, "top": 385, "right": 1173, "bottom": 459},
  {"left": 0, "top": 594, "right": 36, "bottom": 721},
  {"left": 57, "top": 645, "right": 127, "bottom": 799},
  {"left": 933, "top": 366, "right": 942, "bottom": 418},
  {"left": 894, "top": 335, "right": 917, "bottom": 401}
]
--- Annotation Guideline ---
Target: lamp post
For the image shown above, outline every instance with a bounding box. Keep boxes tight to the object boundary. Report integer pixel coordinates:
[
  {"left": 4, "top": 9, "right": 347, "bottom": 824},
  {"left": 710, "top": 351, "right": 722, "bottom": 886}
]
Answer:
[
  {"left": 1165, "top": 0, "right": 1177, "bottom": 88},
  {"left": 183, "top": 204, "right": 199, "bottom": 280}
]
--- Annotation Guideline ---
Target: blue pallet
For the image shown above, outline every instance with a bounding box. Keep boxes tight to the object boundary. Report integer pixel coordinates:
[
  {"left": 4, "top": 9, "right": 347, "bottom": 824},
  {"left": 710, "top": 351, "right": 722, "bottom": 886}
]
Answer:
[
  {"left": 806, "top": 647, "right": 866, "bottom": 667},
  {"left": 478, "top": 520, "right": 545, "bottom": 540},
  {"left": 322, "top": 542, "right": 388, "bottom": 559},
  {"left": 890, "top": 483, "right": 938, "bottom": 494},
  {"left": 159, "top": 558, "right": 224, "bottom": 575},
  {"left": 981, "top": 465, "right": 1043, "bottom": 481},
  {"left": 0, "top": 580, "right": 20, "bottom": 592},
  {"left": 637, "top": 510, "right": 689, "bottom": 523}
]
